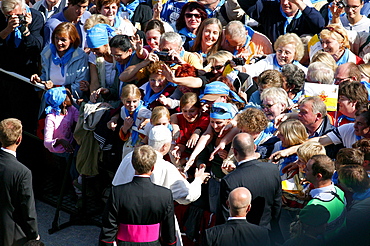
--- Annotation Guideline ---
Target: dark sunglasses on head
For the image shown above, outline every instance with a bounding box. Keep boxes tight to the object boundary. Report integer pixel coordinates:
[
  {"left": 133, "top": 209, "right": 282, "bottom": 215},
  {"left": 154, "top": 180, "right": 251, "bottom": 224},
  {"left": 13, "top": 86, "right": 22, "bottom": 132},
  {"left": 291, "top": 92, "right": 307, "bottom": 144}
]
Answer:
[
  {"left": 211, "top": 107, "right": 228, "bottom": 114},
  {"left": 185, "top": 13, "right": 201, "bottom": 19}
]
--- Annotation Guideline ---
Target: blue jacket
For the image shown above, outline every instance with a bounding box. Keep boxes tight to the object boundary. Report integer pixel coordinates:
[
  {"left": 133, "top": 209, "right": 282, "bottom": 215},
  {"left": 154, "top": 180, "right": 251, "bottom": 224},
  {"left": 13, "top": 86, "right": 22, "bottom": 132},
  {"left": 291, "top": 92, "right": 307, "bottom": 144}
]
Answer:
[
  {"left": 239, "top": 0, "right": 325, "bottom": 42},
  {"left": 40, "top": 45, "right": 89, "bottom": 99}
]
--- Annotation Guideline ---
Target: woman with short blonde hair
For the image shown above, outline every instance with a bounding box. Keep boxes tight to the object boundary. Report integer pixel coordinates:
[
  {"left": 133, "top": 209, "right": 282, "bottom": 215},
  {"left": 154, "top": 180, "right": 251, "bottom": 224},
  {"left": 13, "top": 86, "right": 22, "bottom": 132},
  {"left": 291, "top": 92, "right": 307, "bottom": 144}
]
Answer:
[
  {"left": 240, "top": 33, "right": 307, "bottom": 78},
  {"left": 318, "top": 24, "right": 363, "bottom": 65}
]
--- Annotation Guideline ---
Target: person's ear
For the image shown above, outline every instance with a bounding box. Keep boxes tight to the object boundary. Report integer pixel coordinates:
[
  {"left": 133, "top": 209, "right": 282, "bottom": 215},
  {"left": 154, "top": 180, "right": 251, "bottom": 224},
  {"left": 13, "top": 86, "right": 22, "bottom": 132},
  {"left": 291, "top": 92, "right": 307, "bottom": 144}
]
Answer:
[
  {"left": 246, "top": 204, "right": 251, "bottom": 213},
  {"left": 15, "top": 136, "right": 22, "bottom": 146},
  {"left": 316, "top": 112, "right": 322, "bottom": 121},
  {"left": 226, "top": 199, "right": 230, "bottom": 209}
]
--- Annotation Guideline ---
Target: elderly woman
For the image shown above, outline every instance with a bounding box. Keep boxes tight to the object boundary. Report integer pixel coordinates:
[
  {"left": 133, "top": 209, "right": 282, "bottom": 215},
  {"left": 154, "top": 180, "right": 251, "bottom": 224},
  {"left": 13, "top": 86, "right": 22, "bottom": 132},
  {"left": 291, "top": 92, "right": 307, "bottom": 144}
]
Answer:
[
  {"left": 260, "top": 87, "right": 290, "bottom": 125},
  {"left": 319, "top": 24, "right": 364, "bottom": 65},
  {"left": 187, "top": 18, "right": 222, "bottom": 65},
  {"left": 238, "top": 33, "right": 307, "bottom": 78},
  {"left": 176, "top": 2, "right": 208, "bottom": 44},
  {"left": 30, "top": 22, "right": 89, "bottom": 101},
  {"left": 281, "top": 64, "right": 305, "bottom": 104}
]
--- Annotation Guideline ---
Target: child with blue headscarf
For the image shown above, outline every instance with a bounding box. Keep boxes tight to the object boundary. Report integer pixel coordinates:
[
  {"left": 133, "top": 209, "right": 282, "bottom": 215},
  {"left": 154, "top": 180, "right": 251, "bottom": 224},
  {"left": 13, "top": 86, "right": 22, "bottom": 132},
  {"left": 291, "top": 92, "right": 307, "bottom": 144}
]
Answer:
[
  {"left": 43, "top": 87, "right": 79, "bottom": 154},
  {"left": 185, "top": 102, "right": 240, "bottom": 213}
]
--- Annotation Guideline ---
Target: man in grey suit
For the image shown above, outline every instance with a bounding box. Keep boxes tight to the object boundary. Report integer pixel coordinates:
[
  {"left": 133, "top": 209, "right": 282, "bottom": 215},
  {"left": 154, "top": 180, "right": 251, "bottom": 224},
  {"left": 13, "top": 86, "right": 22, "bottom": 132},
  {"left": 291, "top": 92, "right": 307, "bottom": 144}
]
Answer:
[
  {"left": 217, "top": 133, "right": 282, "bottom": 242},
  {"left": 0, "top": 118, "right": 39, "bottom": 246},
  {"left": 204, "top": 187, "right": 270, "bottom": 246}
]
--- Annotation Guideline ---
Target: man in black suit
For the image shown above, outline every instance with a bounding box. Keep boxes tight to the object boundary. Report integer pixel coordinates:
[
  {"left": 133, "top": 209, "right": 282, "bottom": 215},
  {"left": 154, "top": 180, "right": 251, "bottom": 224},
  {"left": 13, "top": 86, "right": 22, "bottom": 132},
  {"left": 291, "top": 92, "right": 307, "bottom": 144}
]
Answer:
[
  {"left": 0, "top": 118, "right": 39, "bottom": 246},
  {"left": 99, "top": 145, "right": 177, "bottom": 246},
  {"left": 217, "top": 133, "right": 282, "bottom": 241},
  {"left": 204, "top": 187, "right": 270, "bottom": 246}
]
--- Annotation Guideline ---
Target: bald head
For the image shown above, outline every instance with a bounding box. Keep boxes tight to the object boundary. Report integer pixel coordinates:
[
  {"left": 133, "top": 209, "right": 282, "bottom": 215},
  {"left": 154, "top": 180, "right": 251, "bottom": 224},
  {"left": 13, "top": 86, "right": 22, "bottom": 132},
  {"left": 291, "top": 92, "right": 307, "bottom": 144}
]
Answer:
[
  {"left": 228, "top": 187, "right": 252, "bottom": 217},
  {"left": 334, "top": 62, "right": 361, "bottom": 84},
  {"left": 232, "top": 133, "right": 255, "bottom": 161}
]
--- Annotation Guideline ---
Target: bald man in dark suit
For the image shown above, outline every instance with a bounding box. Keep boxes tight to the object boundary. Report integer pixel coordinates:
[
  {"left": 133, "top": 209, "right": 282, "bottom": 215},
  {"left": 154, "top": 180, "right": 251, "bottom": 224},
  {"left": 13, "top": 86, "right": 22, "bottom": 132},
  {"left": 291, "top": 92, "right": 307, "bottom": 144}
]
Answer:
[{"left": 204, "top": 187, "right": 270, "bottom": 246}]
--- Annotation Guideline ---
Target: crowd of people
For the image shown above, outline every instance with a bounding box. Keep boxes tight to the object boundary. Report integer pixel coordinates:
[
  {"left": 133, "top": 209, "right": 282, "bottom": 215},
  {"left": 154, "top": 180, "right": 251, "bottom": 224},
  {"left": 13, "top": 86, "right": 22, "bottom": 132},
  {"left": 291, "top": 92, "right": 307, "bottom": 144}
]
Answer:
[{"left": 1, "top": 0, "right": 370, "bottom": 244}]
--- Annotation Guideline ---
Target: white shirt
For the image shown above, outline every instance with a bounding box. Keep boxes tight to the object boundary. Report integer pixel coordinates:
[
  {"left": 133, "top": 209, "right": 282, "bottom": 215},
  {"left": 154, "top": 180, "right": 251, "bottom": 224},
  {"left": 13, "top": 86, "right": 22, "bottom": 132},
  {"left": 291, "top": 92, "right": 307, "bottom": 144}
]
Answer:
[
  {"left": 1, "top": 147, "right": 16, "bottom": 157},
  {"left": 310, "top": 183, "right": 338, "bottom": 201},
  {"left": 327, "top": 123, "right": 360, "bottom": 148},
  {"left": 340, "top": 15, "right": 370, "bottom": 33},
  {"left": 112, "top": 150, "right": 202, "bottom": 204}
]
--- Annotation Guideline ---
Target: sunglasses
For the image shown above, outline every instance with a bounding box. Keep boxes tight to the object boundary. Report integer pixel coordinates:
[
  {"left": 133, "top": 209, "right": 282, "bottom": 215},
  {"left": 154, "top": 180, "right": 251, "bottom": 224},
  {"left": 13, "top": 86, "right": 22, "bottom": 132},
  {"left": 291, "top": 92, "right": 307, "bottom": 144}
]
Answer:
[
  {"left": 211, "top": 107, "right": 228, "bottom": 114},
  {"left": 185, "top": 13, "right": 201, "bottom": 19},
  {"left": 211, "top": 65, "right": 224, "bottom": 71},
  {"left": 262, "top": 103, "right": 277, "bottom": 109}
]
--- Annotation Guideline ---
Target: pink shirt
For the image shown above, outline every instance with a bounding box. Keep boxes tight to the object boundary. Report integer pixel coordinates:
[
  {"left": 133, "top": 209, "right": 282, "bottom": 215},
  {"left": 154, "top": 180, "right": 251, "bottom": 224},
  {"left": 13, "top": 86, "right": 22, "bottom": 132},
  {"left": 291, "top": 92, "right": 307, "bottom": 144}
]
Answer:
[{"left": 44, "top": 106, "right": 79, "bottom": 153}]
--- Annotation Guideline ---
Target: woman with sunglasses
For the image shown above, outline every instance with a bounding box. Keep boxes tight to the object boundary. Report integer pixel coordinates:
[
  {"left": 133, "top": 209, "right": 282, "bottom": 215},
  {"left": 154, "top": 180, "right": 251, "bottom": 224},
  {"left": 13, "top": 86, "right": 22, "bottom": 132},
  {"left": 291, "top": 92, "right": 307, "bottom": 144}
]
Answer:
[
  {"left": 319, "top": 24, "right": 363, "bottom": 65},
  {"left": 176, "top": 2, "right": 207, "bottom": 44}
]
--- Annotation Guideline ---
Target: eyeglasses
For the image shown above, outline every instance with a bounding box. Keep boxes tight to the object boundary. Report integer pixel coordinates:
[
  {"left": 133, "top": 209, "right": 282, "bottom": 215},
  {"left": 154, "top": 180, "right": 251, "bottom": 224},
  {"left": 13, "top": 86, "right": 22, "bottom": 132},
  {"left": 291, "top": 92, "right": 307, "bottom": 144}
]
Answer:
[
  {"left": 211, "top": 65, "right": 224, "bottom": 71},
  {"left": 344, "top": 4, "right": 361, "bottom": 10},
  {"left": 262, "top": 103, "right": 277, "bottom": 109},
  {"left": 185, "top": 13, "right": 201, "bottom": 19}
]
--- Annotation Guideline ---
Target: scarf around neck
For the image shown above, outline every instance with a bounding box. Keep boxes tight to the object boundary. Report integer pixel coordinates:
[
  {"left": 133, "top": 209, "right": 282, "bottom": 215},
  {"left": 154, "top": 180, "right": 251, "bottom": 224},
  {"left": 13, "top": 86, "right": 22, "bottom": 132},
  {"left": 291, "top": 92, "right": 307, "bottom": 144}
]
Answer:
[
  {"left": 50, "top": 43, "right": 76, "bottom": 77},
  {"left": 124, "top": 100, "right": 144, "bottom": 145}
]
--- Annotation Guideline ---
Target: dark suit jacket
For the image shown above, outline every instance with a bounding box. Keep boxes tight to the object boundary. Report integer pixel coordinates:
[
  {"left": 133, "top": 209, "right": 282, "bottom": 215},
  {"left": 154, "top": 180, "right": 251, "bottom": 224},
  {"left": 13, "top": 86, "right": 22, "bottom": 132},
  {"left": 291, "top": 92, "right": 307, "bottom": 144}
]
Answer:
[
  {"left": 99, "top": 176, "right": 176, "bottom": 246},
  {"left": 216, "top": 159, "right": 282, "bottom": 230},
  {"left": 203, "top": 219, "right": 270, "bottom": 246},
  {"left": 0, "top": 149, "right": 38, "bottom": 246}
]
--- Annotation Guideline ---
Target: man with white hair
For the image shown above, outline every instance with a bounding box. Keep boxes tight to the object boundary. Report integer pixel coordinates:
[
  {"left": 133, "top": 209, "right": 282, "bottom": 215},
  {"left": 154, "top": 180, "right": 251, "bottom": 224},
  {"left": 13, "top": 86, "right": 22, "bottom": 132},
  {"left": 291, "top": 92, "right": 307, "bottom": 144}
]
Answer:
[
  {"left": 112, "top": 125, "right": 209, "bottom": 245},
  {"left": 222, "top": 20, "right": 273, "bottom": 64},
  {"left": 113, "top": 125, "right": 208, "bottom": 203},
  {"left": 306, "top": 62, "right": 334, "bottom": 84}
]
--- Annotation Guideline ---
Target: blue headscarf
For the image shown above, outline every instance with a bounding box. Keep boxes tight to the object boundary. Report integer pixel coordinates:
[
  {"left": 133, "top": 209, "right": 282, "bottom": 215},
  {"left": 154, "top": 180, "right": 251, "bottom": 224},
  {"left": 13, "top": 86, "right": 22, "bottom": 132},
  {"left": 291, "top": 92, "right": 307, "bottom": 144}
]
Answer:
[
  {"left": 50, "top": 43, "right": 76, "bottom": 77},
  {"left": 44, "top": 87, "right": 67, "bottom": 115},
  {"left": 210, "top": 102, "right": 236, "bottom": 119},
  {"left": 86, "top": 24, "right": 116, "bottom": 48},
  {"left": 200, "top": 81, "right": 244, "bottom": 103}
]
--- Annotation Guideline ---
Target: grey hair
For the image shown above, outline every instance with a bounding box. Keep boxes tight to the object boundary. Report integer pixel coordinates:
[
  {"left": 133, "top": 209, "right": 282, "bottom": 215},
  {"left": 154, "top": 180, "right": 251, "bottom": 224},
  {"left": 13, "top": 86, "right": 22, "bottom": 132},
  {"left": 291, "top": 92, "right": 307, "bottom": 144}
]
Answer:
[
  {"left": 307, "top": 62, "right": 334, "bottom": 85},
  {"left": 1, "top": 0, "right": 26, "bottom": 13},
  {"left": 225, "top": 21, "right": 247, "bottom": 40},
  {"left": 300, "top": 96, "right": 327, "bottom": 118},
  {"left": 160, "top": 32, "right": 183, "bottom": 48},
  {"left": 261, "top": 87, "right": 289, "bottom": 107}
]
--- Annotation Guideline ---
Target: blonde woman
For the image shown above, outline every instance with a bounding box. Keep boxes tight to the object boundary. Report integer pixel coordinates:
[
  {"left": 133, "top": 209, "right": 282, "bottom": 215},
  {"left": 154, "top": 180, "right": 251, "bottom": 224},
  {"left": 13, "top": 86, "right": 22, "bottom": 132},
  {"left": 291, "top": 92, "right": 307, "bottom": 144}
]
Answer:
[
  {"left": 319, "top": 24, "right": 364, "bottom": 65},
  {"left": 236, "top": 33, "right": 307, "bottom": 78}
]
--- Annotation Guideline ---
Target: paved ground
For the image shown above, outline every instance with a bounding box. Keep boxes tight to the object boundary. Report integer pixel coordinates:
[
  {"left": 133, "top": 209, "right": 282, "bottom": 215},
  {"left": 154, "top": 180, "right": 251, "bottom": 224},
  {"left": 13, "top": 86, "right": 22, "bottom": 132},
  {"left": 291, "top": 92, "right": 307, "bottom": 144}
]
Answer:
[{"left": 36, "top": 199, "right": 101, "bottom": 246}]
